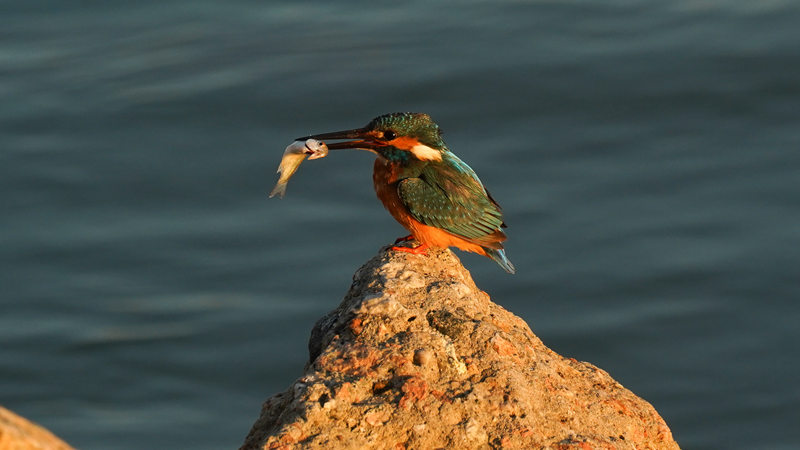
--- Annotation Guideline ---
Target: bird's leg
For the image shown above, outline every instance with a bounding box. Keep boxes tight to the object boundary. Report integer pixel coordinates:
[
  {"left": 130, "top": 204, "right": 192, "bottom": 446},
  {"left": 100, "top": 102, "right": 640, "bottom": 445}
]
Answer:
[
  {"left": 391, "top": 241, "right": 430, "bottom": 255},
  {"left": 393, "top": 234, "right": 414, "bottom": 244}
]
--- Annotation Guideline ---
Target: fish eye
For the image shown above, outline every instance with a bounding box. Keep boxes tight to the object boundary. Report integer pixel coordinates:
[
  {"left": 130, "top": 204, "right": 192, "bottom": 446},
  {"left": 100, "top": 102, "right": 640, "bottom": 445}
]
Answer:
[{"left": 383, "top": 130, "right": 396, "bottom": 140}]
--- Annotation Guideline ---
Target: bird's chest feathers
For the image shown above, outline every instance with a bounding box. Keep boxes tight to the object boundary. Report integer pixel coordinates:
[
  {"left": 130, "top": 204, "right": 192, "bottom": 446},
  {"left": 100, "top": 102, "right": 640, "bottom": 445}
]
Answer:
[
  {"left": 373, "top": 159, "right": 422, "bottom": 226},
  {"left": 374, "top": 158, "right": 420, "bottom": 184}
]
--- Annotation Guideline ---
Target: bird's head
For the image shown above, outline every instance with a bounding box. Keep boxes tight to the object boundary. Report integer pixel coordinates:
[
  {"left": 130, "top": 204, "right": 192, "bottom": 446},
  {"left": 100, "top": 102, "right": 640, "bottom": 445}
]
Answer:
[{"left": 297, "top": 112, "right": 446, "bottom": 163}]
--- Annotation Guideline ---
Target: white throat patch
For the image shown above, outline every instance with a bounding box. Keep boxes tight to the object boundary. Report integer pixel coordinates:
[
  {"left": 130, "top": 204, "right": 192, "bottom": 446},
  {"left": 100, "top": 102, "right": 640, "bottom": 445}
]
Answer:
[{"left": 410, "top": 144, "right": 443, "bottom": 161}]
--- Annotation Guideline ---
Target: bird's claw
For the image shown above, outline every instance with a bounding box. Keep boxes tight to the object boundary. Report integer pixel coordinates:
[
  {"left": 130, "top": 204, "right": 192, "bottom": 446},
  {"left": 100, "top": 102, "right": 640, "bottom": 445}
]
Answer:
[
  {"left": 391, "top": 242, "right": 430, "bottom": 255},
  {"left": 394, "top": 234, "right": 415, "bottom": 244}
]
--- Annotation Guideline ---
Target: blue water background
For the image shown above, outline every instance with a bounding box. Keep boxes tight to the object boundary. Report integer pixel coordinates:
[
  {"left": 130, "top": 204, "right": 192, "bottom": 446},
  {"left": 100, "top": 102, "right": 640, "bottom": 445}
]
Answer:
[{"left": 2, "top": 1, "right": 799, "bottom": 448}]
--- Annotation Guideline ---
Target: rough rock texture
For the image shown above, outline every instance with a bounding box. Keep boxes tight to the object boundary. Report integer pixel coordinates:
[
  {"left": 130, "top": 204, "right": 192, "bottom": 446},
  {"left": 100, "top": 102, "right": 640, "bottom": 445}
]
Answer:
[
  {"left": 242, "top": 247, "right": 679, "bottom": 449},
  {"left": 0, "top": 406, "right": 74, "bottom": 450}
]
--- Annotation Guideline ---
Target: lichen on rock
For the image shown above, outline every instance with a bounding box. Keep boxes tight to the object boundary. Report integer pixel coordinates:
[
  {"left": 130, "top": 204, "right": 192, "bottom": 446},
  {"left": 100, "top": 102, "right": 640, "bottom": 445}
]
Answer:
[{"left": 241, "top": 247, "right": 679, "bottom": 449}]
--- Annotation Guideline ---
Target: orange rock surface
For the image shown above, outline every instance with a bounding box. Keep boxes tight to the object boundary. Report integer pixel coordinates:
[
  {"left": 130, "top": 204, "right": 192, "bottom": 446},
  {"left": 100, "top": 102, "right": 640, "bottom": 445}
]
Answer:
[
  {"left": 241, "top": 247, "right": 679, "bottom": 449},
  {"left": 0, "top": 406, "right": 74, "bottom": 450}
]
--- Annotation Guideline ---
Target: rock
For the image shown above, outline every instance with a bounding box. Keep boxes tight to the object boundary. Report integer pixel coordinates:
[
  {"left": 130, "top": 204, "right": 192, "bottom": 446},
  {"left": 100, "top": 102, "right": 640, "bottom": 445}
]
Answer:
[
  {"left": 0, "top": 406, "right": 74, "bottom": 450},
  {"left": 241, "top": 247, "right": 679, "bottom": 449}
]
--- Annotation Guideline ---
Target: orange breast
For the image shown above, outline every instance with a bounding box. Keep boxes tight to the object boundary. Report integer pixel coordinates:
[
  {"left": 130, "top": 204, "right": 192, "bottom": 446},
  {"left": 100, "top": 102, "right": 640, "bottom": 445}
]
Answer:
[{"left": 372, "top": 158, "right": 489, "bottom": 257}]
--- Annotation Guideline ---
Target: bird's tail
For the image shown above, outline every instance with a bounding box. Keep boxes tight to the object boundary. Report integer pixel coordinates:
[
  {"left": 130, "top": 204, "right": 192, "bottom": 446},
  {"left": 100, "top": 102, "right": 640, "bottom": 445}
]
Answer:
[{"left": 485, "top": 248, "right": 516, "bottom": 274}]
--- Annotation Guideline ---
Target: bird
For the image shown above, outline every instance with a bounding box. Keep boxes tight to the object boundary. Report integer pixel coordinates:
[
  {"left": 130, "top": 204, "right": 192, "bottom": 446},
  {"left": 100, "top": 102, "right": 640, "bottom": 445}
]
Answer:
[{"left": 297, "top": 112, "right": 515, "bottom": 274}]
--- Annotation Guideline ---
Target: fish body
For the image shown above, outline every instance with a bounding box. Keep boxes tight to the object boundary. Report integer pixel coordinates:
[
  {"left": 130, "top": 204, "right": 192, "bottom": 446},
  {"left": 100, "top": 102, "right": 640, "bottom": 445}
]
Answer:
[{"left": 269, "top": 139, "right": 328, "bottom": 198}]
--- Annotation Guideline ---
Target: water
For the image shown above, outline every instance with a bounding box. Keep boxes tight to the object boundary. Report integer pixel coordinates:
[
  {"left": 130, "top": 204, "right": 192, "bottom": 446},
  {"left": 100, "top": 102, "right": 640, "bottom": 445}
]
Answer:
[{"left": 2, "top": 1, "right": 799, "bottom": 448}]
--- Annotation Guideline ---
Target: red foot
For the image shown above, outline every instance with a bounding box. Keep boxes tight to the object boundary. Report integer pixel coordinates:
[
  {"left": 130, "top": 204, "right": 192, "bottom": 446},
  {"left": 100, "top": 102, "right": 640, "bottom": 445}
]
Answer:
[
  {"left": 393, "top": 234, "right": 414, "bottom": 244},
  {"left": 391, "top": 242, "right": 430, "bottom": 255}
]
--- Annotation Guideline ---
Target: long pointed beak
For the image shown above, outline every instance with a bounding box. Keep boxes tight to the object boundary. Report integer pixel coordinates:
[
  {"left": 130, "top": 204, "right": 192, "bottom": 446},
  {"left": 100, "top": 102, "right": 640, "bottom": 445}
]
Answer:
[{"left": 295, "top": 127, "right": 379, "bottom": 150}]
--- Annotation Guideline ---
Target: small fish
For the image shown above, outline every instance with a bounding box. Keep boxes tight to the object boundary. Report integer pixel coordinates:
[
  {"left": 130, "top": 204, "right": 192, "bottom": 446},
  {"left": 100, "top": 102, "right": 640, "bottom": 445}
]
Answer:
[{"left": 269, "top": 139, "right": 329, "bottom": 198}]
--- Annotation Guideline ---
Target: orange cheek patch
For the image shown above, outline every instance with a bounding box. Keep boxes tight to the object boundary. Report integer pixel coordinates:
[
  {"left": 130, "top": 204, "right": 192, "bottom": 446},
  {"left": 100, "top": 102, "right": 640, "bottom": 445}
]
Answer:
[{"left": 388, "top": 136, "right": 420, "bottom": 150}]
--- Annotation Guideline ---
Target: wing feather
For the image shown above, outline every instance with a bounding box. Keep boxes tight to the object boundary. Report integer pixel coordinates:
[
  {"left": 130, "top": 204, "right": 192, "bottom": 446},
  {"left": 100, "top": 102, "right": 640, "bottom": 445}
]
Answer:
[{"left": 397, "top": 154, "right": 506, "bottom": 247}]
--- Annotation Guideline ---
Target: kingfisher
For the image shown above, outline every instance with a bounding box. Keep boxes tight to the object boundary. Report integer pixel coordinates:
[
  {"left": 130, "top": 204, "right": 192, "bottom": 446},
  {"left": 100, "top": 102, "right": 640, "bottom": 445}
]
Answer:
[{"left": 298, "top": 112, "right": 515, "bottom": 274}]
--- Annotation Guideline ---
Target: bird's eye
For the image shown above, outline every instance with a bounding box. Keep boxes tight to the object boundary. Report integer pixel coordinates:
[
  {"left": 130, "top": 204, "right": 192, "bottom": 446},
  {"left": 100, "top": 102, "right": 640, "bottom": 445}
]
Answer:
[{"left": 383, "top": 130, "right": 396, "bottom": 140}]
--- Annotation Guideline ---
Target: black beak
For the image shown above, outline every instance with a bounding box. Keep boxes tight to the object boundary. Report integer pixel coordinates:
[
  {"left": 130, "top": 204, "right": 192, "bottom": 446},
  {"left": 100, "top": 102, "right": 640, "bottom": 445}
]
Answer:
[{"left": 295, "top": 127, "right": 379, "bottom": 150}]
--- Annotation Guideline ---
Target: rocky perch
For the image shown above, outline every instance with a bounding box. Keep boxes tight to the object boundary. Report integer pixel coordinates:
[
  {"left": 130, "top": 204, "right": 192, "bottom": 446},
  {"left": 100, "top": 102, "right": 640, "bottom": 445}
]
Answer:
[
  {"left": 241, "top": 247, "right": 679, "bottom": 449},
  {"left": 0, "top": 406, "right": 74, "bottom": 450}
]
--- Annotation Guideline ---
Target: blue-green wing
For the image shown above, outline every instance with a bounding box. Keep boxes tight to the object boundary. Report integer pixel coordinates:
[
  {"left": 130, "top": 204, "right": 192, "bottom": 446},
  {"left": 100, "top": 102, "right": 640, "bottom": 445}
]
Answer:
[{"left": 397, "top": 155, "right": 506, "bottom": 247}]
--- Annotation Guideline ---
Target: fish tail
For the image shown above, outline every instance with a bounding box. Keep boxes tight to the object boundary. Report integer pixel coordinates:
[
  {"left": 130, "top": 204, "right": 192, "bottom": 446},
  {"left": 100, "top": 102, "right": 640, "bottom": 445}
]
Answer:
[
  {"left": 269, "top": 183, "right": 287, "bottom": 199},
  {"left": 485, "top": 248, "right": 516, "bottom": 274}
]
